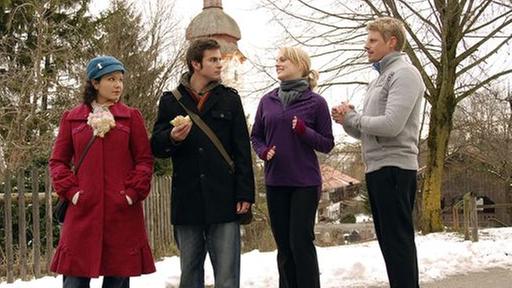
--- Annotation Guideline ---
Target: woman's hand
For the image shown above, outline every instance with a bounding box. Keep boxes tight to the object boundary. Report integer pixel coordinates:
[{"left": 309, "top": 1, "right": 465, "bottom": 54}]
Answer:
[
  {"left": 72, "top": 191, "right": 81, "bottom": 205},
  {"left": 266, "top": 145, "right": 276, "bottom": 160}
]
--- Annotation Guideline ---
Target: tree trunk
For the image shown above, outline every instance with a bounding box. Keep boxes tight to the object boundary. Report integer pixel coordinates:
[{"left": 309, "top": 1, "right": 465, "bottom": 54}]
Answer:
[
  {"left": 420, "top": 91, "right": 455, "bottom": 233},
  {"left": 420, "top": 0, "right": 459, "bottom": 232},
  {"left": 507, "top": 94, "right": 512, "bottom": 224}
]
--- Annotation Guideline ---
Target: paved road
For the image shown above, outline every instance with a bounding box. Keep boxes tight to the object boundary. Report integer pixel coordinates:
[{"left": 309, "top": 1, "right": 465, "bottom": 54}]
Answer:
[
  {"left": 364, "top": 267, "right": 512, "bottom": 288},
  {"left": 421, "top": 268, "right": 512, "bottom": 288}
]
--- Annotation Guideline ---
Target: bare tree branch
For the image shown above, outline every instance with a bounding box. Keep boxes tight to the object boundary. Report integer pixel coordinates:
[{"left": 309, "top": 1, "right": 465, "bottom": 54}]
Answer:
[
  {"left": 456, "top": 34, "right": 512, "bottom": 77},
  {"left": 397, "top": 0, "right": 442, "bottom": 36},
  {"left": 461, "top": 0, "right": 493, "bottom": 36},
  {"left": 384, "top": 0, "right": 441, "bottom": 69},
  {"left": 457, "top": 69, "right": 512, "bottom": 102},
  {"left": 456, "top": 14, "right": 512, "bottom": 64}
]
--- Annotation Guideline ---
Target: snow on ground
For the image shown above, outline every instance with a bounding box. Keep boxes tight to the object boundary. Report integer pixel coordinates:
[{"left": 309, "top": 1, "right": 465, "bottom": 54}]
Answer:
[
  {"left": 355, "top": 213, "right": 372, "bottom": 223},
  {"left": 2, "top": 228, "right": 511, "bottom": 288}
]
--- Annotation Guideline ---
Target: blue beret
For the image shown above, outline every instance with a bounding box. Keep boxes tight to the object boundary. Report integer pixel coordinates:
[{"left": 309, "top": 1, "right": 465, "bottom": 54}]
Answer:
[{"left": 86, "top": 55, "right": 126, "bottom": 80}]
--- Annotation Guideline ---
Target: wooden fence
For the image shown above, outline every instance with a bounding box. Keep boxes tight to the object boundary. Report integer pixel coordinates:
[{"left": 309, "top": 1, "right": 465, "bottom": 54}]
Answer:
[
  {"left": 0, "top": 168, "right": 173, "bottom": 283},
  {"left": 451, "top": 192, "right": 512, "bottom": 242}
]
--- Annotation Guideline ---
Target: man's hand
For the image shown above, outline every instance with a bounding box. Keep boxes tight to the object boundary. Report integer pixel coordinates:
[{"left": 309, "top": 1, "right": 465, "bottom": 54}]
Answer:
[
  {"left": 331, "top": 105, "right": 345, "bottom": 124},
  {"left": 170, "top": 122, "right": 192, "bottom": 142},
  {"left": 236, "top": 201, "right": 251, "bottom": 214},
  {"left": 331, "top": 102, "right": 354, "bottom": 124}
]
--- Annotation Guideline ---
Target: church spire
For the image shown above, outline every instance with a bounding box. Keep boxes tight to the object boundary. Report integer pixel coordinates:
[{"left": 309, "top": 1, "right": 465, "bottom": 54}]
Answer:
[{"left": 204, "top": 0, "right": 222, "bottom": 9}]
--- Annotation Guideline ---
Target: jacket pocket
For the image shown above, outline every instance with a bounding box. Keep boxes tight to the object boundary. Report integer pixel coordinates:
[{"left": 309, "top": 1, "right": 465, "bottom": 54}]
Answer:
[
  {"left": 108, "top": 122, "right": 131, "bottom": 144},
  {"left": 72, "top": 190, "right": 94, "bottom": 211},
  {"left": 72, "top": 123, "right": 88, "bottom": 135},
  {"left": 211, "top": 110, "right": 232, "bottom": 120},
  {"left": 117, "top": 190, "right": 132, "bottom": 209},
  {"left": 365, "top": 135, "right": 384, "bottom": 160},
  {"left": 71, "top": 123, "right": 93, "bottom": 148},
  {"left": 115, "top": 123, "right": 131, "bottom": 133}
]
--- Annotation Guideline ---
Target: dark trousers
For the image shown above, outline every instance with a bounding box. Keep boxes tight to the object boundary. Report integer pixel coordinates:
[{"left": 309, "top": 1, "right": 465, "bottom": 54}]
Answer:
[
  {"left": 366, "top": 166, "right": 419, "bottom": 288},
  {"left": 63, "top": 276, "right": 129, "bottom": 288},
  {"left": 266, "top": 185, "right": 320, "bottom": 288}
]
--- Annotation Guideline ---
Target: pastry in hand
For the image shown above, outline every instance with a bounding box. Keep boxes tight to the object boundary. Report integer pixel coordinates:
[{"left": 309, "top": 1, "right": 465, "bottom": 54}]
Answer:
[{"left": 170, "top": 115, "right": 191, "bottom": 126}]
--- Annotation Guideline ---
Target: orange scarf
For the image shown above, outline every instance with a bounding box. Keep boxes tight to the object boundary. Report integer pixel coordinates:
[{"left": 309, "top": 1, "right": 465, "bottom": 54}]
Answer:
[{"left": 186, "top": 88, "right": 211, "bottom": 112}]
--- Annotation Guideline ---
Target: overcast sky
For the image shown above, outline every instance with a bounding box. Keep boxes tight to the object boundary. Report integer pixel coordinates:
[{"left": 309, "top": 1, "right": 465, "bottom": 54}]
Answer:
[
  {"left": 87, "top": 0, "right": 367, "bottom": 141},
  {"left": 89, "top": 0, "right": 278, "bottom": 54}
]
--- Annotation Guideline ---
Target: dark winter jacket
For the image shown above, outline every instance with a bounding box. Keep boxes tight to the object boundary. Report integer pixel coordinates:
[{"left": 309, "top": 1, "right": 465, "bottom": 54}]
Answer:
[{"left": 151, "top": 84, "right": 255, "bottom": 225}]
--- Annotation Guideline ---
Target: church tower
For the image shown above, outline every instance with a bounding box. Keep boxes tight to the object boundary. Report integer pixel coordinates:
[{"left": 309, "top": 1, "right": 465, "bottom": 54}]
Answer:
[{"left": 186, "top": 0, "right": 245, "bottom": 88}]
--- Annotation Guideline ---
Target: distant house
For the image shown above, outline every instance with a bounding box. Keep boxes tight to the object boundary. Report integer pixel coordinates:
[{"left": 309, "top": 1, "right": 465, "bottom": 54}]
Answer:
[
  {"left": 431, "top": 149, "right": 512, "bottom": 227},
  {"left": 317, "top": 164, "right": 361, "bottom": 222}
]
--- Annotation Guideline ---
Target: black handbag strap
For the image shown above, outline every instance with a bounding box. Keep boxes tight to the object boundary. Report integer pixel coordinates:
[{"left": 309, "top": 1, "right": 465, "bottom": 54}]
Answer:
[
  {"left": 71, "top": 134, "right": 96, "bottom": 174},
  {"left": 171, "top": 88, "right": 235, "bottom": 173}
]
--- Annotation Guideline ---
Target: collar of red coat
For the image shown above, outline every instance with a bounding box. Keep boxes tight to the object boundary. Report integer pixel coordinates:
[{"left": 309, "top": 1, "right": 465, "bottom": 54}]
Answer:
[{"left": 66, "top": 102, "right": 131, "bottom": 120}]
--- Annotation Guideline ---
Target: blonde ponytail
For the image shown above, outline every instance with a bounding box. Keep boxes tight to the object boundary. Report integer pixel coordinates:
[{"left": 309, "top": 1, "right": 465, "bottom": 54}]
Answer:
[{"left": 307, "top": 69, "right": 319, "bottom": 90}]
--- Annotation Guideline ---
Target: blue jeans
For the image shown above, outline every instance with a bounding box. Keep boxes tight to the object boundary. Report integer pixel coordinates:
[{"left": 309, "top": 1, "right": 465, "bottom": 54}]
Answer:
[{"left": 174, "top": 221, "right": 241, "bottom": 288}]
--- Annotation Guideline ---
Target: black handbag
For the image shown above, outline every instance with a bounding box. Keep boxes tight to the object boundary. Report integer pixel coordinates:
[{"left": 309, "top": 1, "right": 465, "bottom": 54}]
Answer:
[
  {"left": 53, "top": 199, "right": 68, "bottom": 224},
  {"left": 53, "top": 134, "right": 96, "bottom": 224}
]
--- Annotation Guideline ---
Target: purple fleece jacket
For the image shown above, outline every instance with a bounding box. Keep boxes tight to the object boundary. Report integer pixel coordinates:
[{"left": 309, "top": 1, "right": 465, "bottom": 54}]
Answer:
[{"left": 251, "top": 88, "right": 334, "bottom": 186}]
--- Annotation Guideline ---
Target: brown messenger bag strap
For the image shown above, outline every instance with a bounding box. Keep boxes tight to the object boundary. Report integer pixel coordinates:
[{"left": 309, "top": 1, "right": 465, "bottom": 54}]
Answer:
[
  {"left": 72, "top": 134, "right": 96, "bottom": 174},
  {"left": 170, "top": 89, "right": 235, "bottom": 172}
]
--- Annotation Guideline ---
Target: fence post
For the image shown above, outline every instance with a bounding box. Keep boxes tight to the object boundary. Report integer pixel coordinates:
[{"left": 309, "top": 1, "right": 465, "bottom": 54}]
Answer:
[
  {"left": 150, "top": 178, "right": 156, "bottom": 254},
  {"left": 470, "top": 195, "right": 479, "bottom": 242},
  {"left": 156, "top": 177, "right": 162, "bottom": 256},
  {"left": 166, "top": 176, "right": 173, "bottom": 246},
  {"left": 44, "top": 169, "right": 54, "bottom": 273},
  {"left": 463, "top": 192, "right": 471, "bottom": 241},
  {"left": 17, "top": 170, "right": 28, "bottom": 280},
  {"left": 452, "top": 205, "right": 458, "bottom": 231},
  {"left": 4, "top": 171, "right": 14, "bottom": 283},
  {"left": 31, "top": 167, "right": 41, "bottom": 277}
]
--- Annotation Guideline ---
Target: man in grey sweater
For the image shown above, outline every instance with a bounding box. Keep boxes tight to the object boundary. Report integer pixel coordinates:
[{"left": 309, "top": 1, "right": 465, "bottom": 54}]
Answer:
[{"left": 333, "top": 17, "right": 425, "bottom": 288}]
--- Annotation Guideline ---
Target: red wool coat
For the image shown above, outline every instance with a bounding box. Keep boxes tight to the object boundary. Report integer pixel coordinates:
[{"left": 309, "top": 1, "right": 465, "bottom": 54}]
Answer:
[{"left": 49, "top": 102, "right": 155, "bottom": 277}]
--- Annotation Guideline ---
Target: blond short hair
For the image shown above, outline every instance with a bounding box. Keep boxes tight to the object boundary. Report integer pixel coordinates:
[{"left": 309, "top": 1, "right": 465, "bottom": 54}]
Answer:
[
  {"left": 367, "top": 17, "right": 406, "bottom": 51},
  {"left": 279, "top": 46, "right": 319, "bottom": 89}
]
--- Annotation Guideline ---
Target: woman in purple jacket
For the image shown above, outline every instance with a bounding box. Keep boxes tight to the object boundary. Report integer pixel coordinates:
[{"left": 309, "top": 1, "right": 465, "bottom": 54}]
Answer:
[{"left": 251, "top": 47, "right": 334, "bottom": 288}]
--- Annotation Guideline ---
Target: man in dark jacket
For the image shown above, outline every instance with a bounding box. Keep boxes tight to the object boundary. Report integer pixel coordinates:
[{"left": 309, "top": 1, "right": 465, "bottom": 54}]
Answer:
[{"left": 151, "top": 39, "right": 254, "bottom": 288}]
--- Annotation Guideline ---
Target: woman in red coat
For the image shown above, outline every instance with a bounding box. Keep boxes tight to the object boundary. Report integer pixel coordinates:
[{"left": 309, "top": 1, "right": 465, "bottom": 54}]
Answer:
[{"left": 49, "top": 56, "right": 155, "bottom": 288}]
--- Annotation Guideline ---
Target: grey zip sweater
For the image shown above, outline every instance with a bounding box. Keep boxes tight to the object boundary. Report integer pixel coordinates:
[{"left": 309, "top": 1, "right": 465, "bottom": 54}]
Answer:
[{"left": 343, "top": 52, "right": 425, "bottom": 173}]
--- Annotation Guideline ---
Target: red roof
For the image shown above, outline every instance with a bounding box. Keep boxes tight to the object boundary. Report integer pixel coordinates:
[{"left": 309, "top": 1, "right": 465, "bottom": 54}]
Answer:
[{"left": 320, "top": 164, "right": 361, "bottom": 191}]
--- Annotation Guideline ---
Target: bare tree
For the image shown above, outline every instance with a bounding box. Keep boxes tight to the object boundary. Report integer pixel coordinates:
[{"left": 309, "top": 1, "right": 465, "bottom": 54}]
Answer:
[
  {"left": 260, "top": 0, "right": 512, "bottom": 233},
  {"left": 451, "top": 88, "right": 512, "bottom": 207},
  {"left": 0, "top": 0, "right": 186, "bottom": 178},
  {"left": 0, "top": 0, "right": 94, "bottom": 177},
  {"left": 86, "top": 0, "right": 186, "bottom": 128}
]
